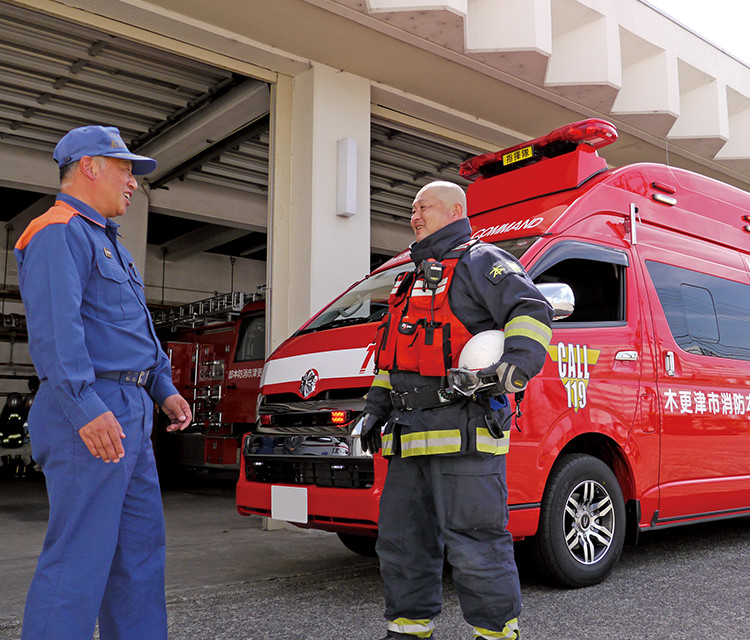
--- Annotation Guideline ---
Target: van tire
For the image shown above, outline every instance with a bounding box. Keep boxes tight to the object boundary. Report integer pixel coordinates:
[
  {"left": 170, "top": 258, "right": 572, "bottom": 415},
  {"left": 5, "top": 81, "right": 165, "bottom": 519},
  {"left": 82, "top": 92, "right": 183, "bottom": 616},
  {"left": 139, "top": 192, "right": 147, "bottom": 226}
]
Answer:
[
  {"left": 529, "top": 453, "right": 626, "bottom": 588},
  {"left": 336, "top": 532, "right": 378, "bottom": 557}
]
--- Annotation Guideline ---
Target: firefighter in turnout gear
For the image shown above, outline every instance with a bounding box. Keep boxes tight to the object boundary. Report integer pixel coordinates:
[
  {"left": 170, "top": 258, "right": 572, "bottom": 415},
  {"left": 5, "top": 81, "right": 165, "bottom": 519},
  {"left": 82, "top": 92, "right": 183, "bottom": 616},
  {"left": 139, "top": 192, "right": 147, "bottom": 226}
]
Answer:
[{"left": 357, "top": 181, "right": 552, "bottom": 640}]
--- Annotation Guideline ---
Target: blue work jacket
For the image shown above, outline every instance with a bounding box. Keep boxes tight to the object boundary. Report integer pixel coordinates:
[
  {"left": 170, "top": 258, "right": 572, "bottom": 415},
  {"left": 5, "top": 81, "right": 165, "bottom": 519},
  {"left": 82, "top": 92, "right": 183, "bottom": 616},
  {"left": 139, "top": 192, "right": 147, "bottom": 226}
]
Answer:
[{"left": 15, "top": 193, "right": 178, "bottom": 431}]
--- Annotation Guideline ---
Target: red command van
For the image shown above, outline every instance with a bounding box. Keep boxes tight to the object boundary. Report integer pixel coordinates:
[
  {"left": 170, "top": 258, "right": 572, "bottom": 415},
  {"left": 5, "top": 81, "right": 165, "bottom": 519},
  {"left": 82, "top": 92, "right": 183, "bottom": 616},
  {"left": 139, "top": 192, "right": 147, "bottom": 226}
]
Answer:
[{"left": 236, "top": 119, "right": 750, "bottom": 586}]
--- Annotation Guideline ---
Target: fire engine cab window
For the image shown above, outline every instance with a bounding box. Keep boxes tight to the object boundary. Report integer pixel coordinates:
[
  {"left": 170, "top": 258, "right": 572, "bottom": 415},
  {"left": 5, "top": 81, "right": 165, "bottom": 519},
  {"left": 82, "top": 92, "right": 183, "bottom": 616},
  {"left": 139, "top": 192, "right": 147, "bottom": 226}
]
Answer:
[
  {"left": 646, "top": 260, "right": 750, "bottom": 361},
  {"left": 533, "top": 258, "right": 625, "bottom": 323},
  {"left": 235, "top": 316, "right": 265, "bottom": 362},
  {"left": 299, "top": 264, "right": 407, "bottom": 334}
]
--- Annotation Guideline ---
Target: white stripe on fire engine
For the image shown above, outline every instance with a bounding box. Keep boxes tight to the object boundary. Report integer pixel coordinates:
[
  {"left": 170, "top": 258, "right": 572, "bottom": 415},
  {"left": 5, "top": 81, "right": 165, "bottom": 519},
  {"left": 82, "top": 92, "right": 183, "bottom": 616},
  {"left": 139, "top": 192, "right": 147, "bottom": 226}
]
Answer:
[{"left": 260, "top": 346, "right": 374, "bottom": 388}]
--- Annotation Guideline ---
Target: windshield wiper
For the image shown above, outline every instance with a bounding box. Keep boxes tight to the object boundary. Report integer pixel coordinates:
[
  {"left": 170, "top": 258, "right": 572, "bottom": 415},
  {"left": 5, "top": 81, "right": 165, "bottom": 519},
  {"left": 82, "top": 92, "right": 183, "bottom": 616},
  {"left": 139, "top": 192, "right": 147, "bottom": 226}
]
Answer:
[{"left": 296, "top": 316, "right": 372, "bottom": 335}]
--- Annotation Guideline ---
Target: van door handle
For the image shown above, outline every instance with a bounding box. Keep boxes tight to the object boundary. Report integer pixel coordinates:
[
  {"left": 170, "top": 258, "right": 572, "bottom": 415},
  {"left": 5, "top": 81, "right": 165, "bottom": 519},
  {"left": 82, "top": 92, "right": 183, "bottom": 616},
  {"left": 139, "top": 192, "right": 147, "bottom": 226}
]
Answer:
[
  {"left": 615, "top": 350, "right": 638, "bottom": 361},
  {"left": 664, "top": 351, "right": 675, "bottom": 376}
]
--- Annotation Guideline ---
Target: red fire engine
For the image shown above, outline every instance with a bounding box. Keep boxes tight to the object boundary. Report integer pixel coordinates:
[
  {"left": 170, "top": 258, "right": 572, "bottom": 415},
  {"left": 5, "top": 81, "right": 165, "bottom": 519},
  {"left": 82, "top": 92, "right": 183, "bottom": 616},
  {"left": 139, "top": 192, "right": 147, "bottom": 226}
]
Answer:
[
  {"left": 236, "top": 118, "right": 750, "bottom": 587},
  {"left": 153, "top": 291, "right": 265, "bottom": 470}
]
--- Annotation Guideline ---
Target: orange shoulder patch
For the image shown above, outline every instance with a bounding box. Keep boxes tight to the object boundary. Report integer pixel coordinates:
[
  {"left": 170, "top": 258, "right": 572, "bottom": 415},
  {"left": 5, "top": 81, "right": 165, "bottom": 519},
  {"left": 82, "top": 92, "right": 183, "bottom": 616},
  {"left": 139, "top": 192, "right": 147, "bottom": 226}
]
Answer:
[{"left": 15, "top": 202, "right": 79, "bottom": 251}]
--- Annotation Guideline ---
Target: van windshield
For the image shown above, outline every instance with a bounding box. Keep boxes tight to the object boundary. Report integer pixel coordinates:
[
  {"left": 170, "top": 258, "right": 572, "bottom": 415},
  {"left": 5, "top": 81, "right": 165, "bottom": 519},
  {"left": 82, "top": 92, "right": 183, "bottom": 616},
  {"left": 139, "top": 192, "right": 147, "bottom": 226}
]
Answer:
[
  {"left": 296, "top": 235, "right": 540, "bottom": 335},
  {"left": 297, "top": 263, "right": 410, "bottom": 334}
]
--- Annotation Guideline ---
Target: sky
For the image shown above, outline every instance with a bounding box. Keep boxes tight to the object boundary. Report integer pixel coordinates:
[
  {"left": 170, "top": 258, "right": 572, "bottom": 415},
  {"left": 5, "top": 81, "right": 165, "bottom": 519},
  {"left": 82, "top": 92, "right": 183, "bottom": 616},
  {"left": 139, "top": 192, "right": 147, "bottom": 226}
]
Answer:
[{"left": 646, "top": 0, "right": 750, "bottom": 65}]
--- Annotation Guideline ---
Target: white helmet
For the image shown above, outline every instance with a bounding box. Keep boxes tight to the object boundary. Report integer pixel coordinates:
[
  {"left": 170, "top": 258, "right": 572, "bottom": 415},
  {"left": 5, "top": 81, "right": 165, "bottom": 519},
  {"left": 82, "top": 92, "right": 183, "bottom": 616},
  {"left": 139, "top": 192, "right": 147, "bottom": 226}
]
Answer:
[{"left": 458, "top": 330, "right": 505, "bottom": 371}]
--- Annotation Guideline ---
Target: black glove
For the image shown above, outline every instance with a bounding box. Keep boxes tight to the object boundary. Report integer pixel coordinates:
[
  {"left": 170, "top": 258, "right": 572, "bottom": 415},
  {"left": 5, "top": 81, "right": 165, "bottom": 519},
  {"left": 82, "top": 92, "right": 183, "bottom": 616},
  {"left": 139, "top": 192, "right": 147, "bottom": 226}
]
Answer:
[
  {"left": 478, "top": 361, "right": 529, "bottom": 395},
  {"left": 354, "top": 413, "right": 384, "bottom": 453}
]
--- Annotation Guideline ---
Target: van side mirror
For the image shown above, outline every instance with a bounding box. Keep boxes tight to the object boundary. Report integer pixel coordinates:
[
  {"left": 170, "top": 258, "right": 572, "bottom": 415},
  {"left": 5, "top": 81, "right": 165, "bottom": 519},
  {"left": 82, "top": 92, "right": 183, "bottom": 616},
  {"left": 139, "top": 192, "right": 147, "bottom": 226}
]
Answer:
[{"left": 536, "top": 282, "right": 575, "bottom": 321}]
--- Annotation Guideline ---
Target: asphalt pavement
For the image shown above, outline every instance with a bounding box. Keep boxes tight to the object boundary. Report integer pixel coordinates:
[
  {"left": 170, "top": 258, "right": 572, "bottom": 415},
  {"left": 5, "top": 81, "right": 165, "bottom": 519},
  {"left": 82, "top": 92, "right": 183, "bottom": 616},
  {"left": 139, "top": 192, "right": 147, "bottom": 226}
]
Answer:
[{"left": 1, "top": 472, "right": 748, "bottom": 640}]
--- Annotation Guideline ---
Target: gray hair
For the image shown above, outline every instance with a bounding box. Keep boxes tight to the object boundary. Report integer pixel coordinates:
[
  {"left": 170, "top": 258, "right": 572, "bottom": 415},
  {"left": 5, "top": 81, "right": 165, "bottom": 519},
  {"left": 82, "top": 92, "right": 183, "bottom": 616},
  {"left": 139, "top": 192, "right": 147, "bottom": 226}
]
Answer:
[{"left": 59, "top": 156, "right": 108, "bottom": 187}]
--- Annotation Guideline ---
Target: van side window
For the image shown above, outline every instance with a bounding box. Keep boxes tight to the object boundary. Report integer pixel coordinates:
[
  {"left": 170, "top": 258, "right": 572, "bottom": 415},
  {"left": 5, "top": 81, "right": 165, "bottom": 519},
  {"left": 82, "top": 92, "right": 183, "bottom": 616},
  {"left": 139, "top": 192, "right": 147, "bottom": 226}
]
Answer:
[
  {"left": 646, "top": 260, "right": 750, "bottom": 361},
  {"left": 526, "top": 240, "right": 628, "bottom": 324},
  {"left": 533, "top": 258, "right": 625, "bottom": 323},
  {"left": 235, "top": 315, "right": 265, "bottom": 362}
]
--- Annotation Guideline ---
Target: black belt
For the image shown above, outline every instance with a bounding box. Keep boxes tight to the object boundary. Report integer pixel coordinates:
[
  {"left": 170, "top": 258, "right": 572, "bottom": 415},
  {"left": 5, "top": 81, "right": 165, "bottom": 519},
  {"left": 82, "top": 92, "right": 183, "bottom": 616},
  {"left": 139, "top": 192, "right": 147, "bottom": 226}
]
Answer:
[
  {"left": 97, "top": 370, "right": 151, "bottom": 386},
  {"left": 390, "top": 386, "right": 458, "bottom": 411}
]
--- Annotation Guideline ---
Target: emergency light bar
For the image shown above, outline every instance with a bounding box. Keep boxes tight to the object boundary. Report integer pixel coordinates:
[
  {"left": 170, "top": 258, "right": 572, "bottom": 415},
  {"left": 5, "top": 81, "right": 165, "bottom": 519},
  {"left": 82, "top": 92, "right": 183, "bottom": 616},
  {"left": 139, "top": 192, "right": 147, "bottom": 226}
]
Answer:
[{"left": 459, "top": 118, "right": 618, "bottom": 181}]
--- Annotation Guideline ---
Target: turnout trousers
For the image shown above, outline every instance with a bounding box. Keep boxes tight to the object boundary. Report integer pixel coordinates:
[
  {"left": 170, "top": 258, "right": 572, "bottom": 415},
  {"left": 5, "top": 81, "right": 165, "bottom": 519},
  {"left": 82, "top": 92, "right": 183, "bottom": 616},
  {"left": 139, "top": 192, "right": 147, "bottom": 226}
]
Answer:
[
  {"left": 21, "top": 379, "right": 167, "bottom": 640},
  {"left": 376, "top": 453, "right": 521, "bottom": 639}
]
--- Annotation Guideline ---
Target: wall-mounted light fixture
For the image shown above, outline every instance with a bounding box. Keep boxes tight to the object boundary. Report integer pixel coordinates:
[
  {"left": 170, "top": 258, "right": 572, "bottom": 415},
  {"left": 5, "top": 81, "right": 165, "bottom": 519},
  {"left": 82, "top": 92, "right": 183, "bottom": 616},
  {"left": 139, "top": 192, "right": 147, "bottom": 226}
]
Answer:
[{"left": 337, "top": 137, "right": 357, "bottom": 218}]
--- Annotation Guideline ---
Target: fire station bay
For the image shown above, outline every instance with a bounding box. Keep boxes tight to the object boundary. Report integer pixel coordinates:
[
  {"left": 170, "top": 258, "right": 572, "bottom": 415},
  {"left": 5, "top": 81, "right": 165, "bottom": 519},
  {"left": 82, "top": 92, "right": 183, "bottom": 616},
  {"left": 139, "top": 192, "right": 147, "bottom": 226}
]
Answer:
[{"left": 2, "top": 0, "right": 750, "bottom": 629}]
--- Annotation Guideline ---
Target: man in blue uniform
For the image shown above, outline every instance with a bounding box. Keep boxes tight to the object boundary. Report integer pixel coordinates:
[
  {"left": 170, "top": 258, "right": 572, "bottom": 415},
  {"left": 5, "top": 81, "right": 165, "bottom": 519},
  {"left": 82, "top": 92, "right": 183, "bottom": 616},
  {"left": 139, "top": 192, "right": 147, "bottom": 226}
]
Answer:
[
  {"left": 14, "top": 126, "right": 192, "bottom": 640},
  {"left": 357, "top": 181, "right": 553, "bottom": 640}
]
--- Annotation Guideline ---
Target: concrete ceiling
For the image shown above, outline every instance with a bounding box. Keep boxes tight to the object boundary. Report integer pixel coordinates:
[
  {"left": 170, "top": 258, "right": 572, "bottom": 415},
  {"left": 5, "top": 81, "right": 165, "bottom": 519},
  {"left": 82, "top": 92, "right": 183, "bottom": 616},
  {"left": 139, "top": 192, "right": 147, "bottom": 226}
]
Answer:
[
  {"left": 0, "top": 1, "right": 272, "bottom": 262},
  {"left": 132, "top": 0, "right": 750, "bottom": 191},
  {"left": 0, "top": 1, "right": 478, "bottom": 268},
  {"left": 6, "top": 0, "right": 748, "bottom": 270}
]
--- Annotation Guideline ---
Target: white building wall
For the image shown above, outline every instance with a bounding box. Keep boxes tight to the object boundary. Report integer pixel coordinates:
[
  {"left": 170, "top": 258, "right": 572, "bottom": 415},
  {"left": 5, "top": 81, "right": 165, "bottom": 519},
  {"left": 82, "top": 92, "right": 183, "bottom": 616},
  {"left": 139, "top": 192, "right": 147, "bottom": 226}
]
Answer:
[
  {"left": 269, "top": 64, "right": 371, "bottom": 346},
  {"left": 144, "top": 247, "right": 266, "bottom": 306}
]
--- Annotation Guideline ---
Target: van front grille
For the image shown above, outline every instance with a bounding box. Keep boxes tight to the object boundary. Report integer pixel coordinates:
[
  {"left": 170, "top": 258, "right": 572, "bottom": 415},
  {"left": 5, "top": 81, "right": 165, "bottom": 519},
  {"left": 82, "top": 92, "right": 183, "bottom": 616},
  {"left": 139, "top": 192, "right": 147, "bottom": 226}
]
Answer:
[{"left": 244, "top": 455, "right": 374, "bottom": 489}]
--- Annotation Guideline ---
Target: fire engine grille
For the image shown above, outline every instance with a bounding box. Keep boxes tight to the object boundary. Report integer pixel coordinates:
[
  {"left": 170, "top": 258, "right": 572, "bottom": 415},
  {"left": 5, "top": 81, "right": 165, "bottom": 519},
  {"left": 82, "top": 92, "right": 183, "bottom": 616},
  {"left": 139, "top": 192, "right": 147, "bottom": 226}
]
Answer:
[{"left": 244, "top": 455, "right": 374, "bottom": 489}]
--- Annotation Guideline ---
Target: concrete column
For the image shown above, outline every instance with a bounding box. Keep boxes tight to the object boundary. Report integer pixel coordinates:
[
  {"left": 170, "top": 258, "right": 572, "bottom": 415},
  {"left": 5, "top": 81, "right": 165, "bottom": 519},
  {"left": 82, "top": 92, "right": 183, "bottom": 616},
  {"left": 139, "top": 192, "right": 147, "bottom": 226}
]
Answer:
[
  {"left": 545, "top": 0, "right": 621, "bottom": 112},
  {"left": 611, "top": 32, "right": 679, "bottom": 138},
  {"left": 715, "top": 87, "right": 750, "bottom": 175},
  {"left": 466, "top": 0, "right": 551, "bottom": 54},
  {"left": 268, "top": 65, "right": 371, "bottom": 350},
  {"left": 465, "top": 0, "right": 552, "bottom": 84},
  {"left": 669, "top": 61, "right": 729, "bottom": 157}
]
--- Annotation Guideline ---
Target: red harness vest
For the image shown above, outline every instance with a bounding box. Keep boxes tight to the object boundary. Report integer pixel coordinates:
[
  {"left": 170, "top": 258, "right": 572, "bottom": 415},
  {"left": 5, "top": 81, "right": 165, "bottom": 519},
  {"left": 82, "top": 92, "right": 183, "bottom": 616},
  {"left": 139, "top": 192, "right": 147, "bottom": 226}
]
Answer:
[{"left": 375, "top": 241, "right": 476, "bottom": 377}]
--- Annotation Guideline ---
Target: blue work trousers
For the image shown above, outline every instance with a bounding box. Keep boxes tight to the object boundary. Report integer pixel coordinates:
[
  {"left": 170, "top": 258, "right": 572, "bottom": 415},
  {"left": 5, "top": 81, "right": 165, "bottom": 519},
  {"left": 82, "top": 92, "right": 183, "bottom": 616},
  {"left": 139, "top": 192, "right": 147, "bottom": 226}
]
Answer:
[
  {"left": 376, "top": 453, "right": 521, "bottom": 636},
  {"left": 21, "top": 379, "right": 167, "bottom": 640}
]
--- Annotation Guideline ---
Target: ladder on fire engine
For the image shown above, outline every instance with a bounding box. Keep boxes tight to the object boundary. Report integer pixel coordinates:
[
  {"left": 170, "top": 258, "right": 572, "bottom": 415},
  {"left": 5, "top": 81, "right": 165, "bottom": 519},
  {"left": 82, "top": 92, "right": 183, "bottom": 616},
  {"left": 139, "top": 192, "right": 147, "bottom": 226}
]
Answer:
[{"left": 151, "top": 291, "right": 262, "bottom": 331}]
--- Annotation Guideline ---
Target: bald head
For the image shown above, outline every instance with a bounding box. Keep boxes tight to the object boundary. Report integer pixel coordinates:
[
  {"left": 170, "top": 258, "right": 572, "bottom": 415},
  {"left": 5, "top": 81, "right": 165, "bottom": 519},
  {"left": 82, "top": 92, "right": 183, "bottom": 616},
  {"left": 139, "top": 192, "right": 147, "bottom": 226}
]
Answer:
[
  {"left": 410, "top": 181, "right": 467, "bottom": 242},
  {"left": 415, "top": 181, "right": 467, "bottom": 215}
]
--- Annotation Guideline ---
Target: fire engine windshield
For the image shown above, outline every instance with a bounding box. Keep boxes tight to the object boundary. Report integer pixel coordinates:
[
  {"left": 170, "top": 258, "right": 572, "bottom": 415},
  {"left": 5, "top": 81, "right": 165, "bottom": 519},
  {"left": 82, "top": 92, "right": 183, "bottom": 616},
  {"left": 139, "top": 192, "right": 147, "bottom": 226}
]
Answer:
[
  {"left": 296, "top": 236, "right": 539, "bottom": 336},
  {"left": 298, "top": 263, "right": 410, "bottom": 334}
]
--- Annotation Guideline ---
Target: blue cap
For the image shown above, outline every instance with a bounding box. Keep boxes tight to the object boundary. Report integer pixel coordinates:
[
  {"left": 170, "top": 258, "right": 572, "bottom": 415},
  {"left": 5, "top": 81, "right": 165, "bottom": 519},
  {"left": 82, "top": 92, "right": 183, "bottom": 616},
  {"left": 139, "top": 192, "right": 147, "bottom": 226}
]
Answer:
[{"left": 53, "top": 125, "right": 157, "bottom": 175}]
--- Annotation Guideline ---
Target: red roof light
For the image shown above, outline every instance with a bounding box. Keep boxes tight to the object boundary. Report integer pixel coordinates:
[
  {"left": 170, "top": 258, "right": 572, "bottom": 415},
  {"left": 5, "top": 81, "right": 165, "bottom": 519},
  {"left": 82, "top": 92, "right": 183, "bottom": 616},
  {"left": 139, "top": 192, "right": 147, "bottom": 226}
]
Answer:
[
  {"left": 541, "top": 119, "right": 618, "bottom": 150},
  {"left": 460, "top": 118, "right": 618, "bottom": 181}
]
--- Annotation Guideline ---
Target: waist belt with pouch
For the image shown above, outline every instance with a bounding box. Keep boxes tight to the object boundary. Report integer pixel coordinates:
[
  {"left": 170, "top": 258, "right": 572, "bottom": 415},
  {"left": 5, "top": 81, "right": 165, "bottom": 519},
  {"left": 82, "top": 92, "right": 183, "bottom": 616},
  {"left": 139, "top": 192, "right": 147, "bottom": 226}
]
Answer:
[
  {"left": 390, "top": 380, "right": 458, "bottom": 411},
  {"left": 97, "top": 370, "right": 151, "bottom": 387}
]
